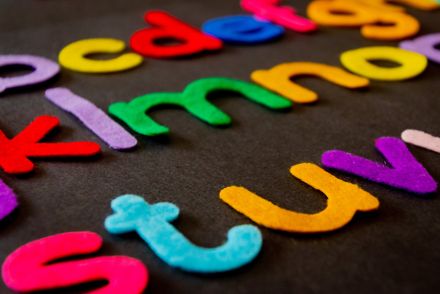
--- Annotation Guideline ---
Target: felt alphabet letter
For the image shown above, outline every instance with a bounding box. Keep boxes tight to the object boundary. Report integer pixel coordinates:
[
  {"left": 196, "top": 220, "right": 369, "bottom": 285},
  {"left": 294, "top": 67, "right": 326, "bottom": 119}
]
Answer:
[
  {"left": 109, "top": 77, "right": 292, "bottom": 136},
  {"left": 389, "top": 0, "right": 439, "bottom": 10},
  {"left": 241, "top": 0, "right": 317, "bottom": 32},
  {"left": 308, "top": 0, "right": 378, "bottom": 27},
  {"left": 0, "top": 55, "right": 59, "bottom": 94},
  {"left": 130, "top": 11, "right": 223, "bottom": 58},
  {"left": 340, "top": 46, "right": 427, "bottom": 81},
  {"left": 402, "top": 130, "right": 440, "bottom": 154},
  {"left": 58, "top": 38, "right": 143, "bottom": 73},
  {"left": 251, "top": 62, "right": 369, "bottom": 103},
  {"left": 360, "top": 12, "right": 419, "bottom": 41},
  {"left": 400, "top": 33, "right": 440, "bottom": 64},
  {"left": 220, "top": 163, "right": 379, "bottom": 233},
  {"left": 45, "top": 88, "right": 138, "bottom": 150},
  {"left": 2, "top": 231, "right": 148, "bottom": 293},
  {"left": 345, "top": 0, "right": 405, "bottom": 12},
  {"left": 105, "top": 195, "right": 262, "bottom": 273},
  {"left": 307, "top": 1, "right": 420, "bottom": 40},
  {"left": 322, "top": 137, "right": 438, "bottom": 194},
  {"left": 0, "top": 115, "right": 101, "bottom": 174},
  {"left": 202, "top": 15, "right": 285, "bottom": 44},
  {"left": 0, "top": 179, "right": 18, "bottom": 221},
  {"left": 342, "top": 0, "right": 438, "bottom": 11}
]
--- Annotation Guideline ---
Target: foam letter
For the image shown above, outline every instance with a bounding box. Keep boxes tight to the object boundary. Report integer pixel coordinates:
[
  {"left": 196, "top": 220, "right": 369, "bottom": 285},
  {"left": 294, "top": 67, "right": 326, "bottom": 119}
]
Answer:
[
  {"left": 105, "top": 195, "right": 262, "bottom": 273},
  {"left": 202, "top": 15, "right": 284, "bottom": 44},
  {"left": 130, "top": 11, "right": 223, "bottom": 58},
  {"left": 0, "top": 179, "right": 18, "bottom": 221},
  {"left": 389, "top": 0, "right": 439, "bottom": 10},
  {"left": 337, "top": 0, "right": 438, "bottom": 11},
  {"left": 0, "top": 55, "right": 59, "bottom": 94},
  {"left": 109, "top": 77, "right": 292, "bottom": 136},
  {"left": 400, "top": 33, "right": 440, "bottom": 64},
  {"left": 45, "top": 88, "right": 137, "bottom": 150},
  {"left": 2, "top": 232, "right": 148, "bottom": 293},
  {"left": 356, "top": 0, "right": 439, "bottom": 12},
  {"left": 361, "top": 11, "right": 419, "bottom": 40},
  {"left": 307, "top": 1, "right": 420, "bottom": 40},
  {"left": 251, "top": 62, "right": 369, "bottom": 103},
  {"left": 220, "top": 163, "right": 379, "bottom": 233},
  {"left": 402, "top": 129, "right": 440, "bottom": 154},
  {"left": 322, "top": 137, "right": 438, "bottom": 194},
  {"left": 340, "top": 46, "right": 427, "bottom": 81},
  {"left": 58, "top": 38, "right": 143, "bottom": 73},
  {"left": 307, "top": 0, "right": 378, "bottom": 27},
  {"left": 241, "top": 0, "right": 317, "bottom": 32},
  {"left": 0, "top": 115, "right": 101, "bottom": 174},
  {"left": 346, "top": 0, "right": 405, "bottom": 12}
]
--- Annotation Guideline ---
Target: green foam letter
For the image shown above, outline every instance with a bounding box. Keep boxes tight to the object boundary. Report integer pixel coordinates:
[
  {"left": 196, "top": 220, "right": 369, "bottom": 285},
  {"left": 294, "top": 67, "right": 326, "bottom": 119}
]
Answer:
[{"left": 109, "top": 77, "right": 292, "bottom": 136}]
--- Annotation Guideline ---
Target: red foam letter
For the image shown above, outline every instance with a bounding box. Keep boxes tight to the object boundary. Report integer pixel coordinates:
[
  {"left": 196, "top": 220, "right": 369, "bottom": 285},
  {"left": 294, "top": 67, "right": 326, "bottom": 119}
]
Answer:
[
  {"left": 130, "top": 10, "right": 223, "bottom": 58},
  {"left": 0, "top": 115, "right": 101, "bottom": 174},
  {"left": 2, "top": 231, "right": 148, "bottom": 293}
]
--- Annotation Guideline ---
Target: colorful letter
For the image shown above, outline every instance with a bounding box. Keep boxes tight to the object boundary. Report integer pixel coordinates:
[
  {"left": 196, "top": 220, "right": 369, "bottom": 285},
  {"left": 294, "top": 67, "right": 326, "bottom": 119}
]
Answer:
[
  {"left": 220, "top": 163, "right": 379, "bottom": 233},
  {"left": 308, "top": 1, "right": 377, "bottom": 27},
  {"left": 45, "top": 88, "right": 137, "bottom": 150},
  {"left": 307, "top": 0, "right": 420, "bottom": 40},
  {"left": 202, "top": 15, "right": 284, "bottom": 44},
  {"left": 0, "top": 115, "right": 101, "bottom": 174},
  {"left": 251, "top": 62, "right": 369, "bottom": 103},
  {"left": 241, "top": 0, "right": 317, "bottom": 32},
  {"left": 322, "top": 137, "right": 438, "bottom": 194},
  {"left": 109, "top": 77, "right": 291, "bottom": 136},
  {"left": 58, "top": 38, "right": 143, "bottom": 73},
  {"left": 387, "top": 0, "right": 439, "bottom": 10},
  {"left": 402, "top": 130, "right": 440, "bottom": 154},
  {"left": 105, "top": 195, "right": 262, "bottom": 273},
  {"left": 2, "top": 232, "right": 148, "bottom": 293},
  {"left": 345, "top": 0, "right": 405, "bottom": 12},
  {"left": 0, "top": 55, "right": 59, "bottom": 94},
  {"left": 360, "top": 12, "right": 419, "bottom": 40},
  {"left": 340, "top": 46, "right": 427, "bottom": 81},
  {"left": 130, "top": 11, "right": 223, "bottom": 58},
  {"left": 400, "top": 33, "right": 440, "bottom": 64},
  {"left": 352, "top": 0, "right": 438, "bottom": 11},
  {"left": 0, "top": 179, "right": 18, "bottom": 221}
]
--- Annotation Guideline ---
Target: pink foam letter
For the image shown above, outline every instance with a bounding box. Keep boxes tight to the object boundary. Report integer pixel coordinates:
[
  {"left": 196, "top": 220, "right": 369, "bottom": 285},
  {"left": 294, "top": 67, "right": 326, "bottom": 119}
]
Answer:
[
  {"left": 2, "top": 231, "right": 149, "bottom": 293},
  {"left": 241, "top": 0, "right": 317, "bottom": 32}
]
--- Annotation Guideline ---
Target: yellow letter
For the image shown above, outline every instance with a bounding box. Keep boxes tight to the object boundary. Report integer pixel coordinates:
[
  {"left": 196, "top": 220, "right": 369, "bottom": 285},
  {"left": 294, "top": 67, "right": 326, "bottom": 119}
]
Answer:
[
  {"left": 251, "top": 62, "right": 369, "bottom": 103},
  {"left": 59, "top": 38, "right": 143, "bottom": 73},
  {"left": 340, "top": 46, "right": 428, "bottom": 81},
  {"left": 220, "top": 163, "right": 379, "bottom": 233}
]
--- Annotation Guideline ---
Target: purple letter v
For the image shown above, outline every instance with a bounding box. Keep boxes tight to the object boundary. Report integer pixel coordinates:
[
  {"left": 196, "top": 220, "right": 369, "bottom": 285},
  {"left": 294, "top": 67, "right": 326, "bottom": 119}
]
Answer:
[{"left": 321, "top": 137, "right": 438, "bottom": 194}]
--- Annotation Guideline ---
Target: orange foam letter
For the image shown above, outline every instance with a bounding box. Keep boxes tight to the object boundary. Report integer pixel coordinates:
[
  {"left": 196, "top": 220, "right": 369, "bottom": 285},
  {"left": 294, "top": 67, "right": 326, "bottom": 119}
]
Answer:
[
  {"left": 251, "top": 62, "right": 369, "bottom": 103},
  {"left": 220, "top": 163, "right": 379, "bottom": 233}
]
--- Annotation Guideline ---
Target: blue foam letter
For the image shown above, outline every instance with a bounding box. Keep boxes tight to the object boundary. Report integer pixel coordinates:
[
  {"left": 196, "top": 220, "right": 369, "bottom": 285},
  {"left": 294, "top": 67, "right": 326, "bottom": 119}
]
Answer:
[
  {"left": 202, "top": 15, "right": 284, "bottom": 44},
  {"left": 105, "top": 195, "right": 263, "bottom": 273}
]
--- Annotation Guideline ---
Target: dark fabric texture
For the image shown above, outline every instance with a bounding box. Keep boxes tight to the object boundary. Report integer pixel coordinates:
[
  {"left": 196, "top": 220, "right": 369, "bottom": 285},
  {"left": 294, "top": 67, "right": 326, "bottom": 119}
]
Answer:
[{"left": 0, "top": 0, "right": 439, "bottom": 293}]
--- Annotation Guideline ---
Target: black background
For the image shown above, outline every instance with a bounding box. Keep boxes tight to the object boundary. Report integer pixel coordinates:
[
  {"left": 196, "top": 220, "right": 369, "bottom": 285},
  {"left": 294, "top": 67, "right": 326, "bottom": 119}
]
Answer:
[{"left": 0, "top": 0, "right": 439, "bottom": 293}]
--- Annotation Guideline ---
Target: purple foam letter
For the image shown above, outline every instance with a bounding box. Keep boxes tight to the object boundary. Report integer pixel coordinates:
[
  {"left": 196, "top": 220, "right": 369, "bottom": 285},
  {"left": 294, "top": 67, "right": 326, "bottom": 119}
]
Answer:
[
  {"left": 400, "top": 33, "right": 440, "bottom": 64},
  {"left": 321, "top": 137, "right": 438, "bottom": 194},
  {"left": 45, "top": 88, "right": 137, "bottom": 150},
  {"left": 0, "top": 55, "right": 60, "bottom": 94},
  {"left": 0, "top": 179, "right": 18, "bottom": 221}
]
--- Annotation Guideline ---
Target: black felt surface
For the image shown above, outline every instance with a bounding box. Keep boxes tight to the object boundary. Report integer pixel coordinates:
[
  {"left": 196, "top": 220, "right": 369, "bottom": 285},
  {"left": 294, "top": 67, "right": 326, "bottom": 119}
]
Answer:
[{"left": 0, "top": 0, "right": 440, "bottom": 293}]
